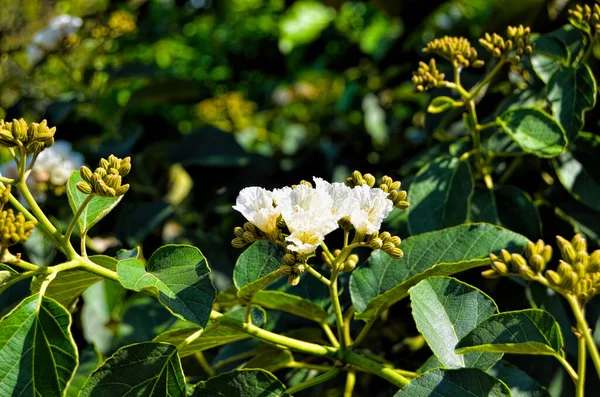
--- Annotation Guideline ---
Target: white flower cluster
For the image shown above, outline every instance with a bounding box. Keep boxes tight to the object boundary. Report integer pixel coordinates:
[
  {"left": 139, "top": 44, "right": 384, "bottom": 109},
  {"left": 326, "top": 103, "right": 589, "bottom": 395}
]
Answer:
[
  {"left": 233, "top": 177, "right": 394, "bottom": 254},
  {"left": 1, "top": 141, "right": 84, "bottom": 202},
  {"left": 27, "top": 14, "right": 83, "bottom": 64}
]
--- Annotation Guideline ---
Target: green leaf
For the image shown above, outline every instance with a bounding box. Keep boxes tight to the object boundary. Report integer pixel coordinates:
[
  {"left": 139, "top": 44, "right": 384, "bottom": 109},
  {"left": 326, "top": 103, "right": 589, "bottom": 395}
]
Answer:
[
  {"left": 407, "top": 157, "right": 474, "bottom": 235},
  {"left": 530, "top": 35, "right": 568, "bottom": 83},
  {"left": 495, "top": 186, "right": 541, "bottom": 239},
  {"left": 469, "top": 189, "right": 499, "bottom": 224},
  {"left": 0, "top": 294, "right": 78, "bottom": 397},
  {"left": 278, "top": 1, "right": 335, "bottom": 54},
  {"left": 409, "top": 277, "right": 501, "bottom": 370},
  {"left": 427, "top": 96, "right": 461, "bottom": 114},
  {"left": 66, "top": 171, "right": 123, "bottom": 234},
  {"left": 496, "top": 108, "right": 567, "bottom": 157},
  {"left": 252, "top": 290, "right": 328, "bottom": 323},
  {"left": 0, "top": 264, "right": 18, "bottom": 293},
  {"left": 242, "top": 347, "right": 294, "bottom": 372},
  {"left": 233, "top": 241, "right": 286, "bottom": 301},
  {"left": 117, "top": 245, "right": 217, "bottom": 327},
  {"left": 394, "top": 368, "right": 510, "bottom": 397},
  {"left": 79, "top": 342, "right": 185, "bottom": 397},
  {"left": 417, "top": 355, "right": 444, "bottom": 374},
  {"left": 547, "top": 25, "right": 585, "bottom": 64},
  {"left": 65, "top": 345, "right": 102, "bottom": 397},
  {"left": 487, "top": 361, "right": 551, "bottom": 397},
  {"left": 547, "top": 65, "right": 597, "bottom": 141},
  {"left": 191, "top": 369, "right": 288, "bottom": 397},
  {"left": 553, "top": 132, "right": 600, "bottom": 211},
  {"left": 30, "top": 255, "right": 117, "bottom": 309},
  {"left": 153, "top": 307, "right": 265, "bottom": 357},
  {"left": 456, "top": 309, "right": 564, "bottom": 356},
  {"left": 350, "top": 223, "right": 528, "bottom": 322}
]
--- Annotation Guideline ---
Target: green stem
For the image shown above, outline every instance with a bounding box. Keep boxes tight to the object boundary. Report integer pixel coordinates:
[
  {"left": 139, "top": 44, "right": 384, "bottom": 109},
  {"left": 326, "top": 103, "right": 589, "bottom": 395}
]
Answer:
[
  {"left": 320, "top": 242, "right": 335, "bottom": 262},
  {"left": 342, "top": 350, "right": 409, "bottom": 388},
  {"left": 194, "top": 352, "right": 215, "bottom": 377},
  {"left": 344, "top": 369, "right": 356, "bottom": 397},
  {"left": 287, "top": 361, "right": 334, "bottom": 372},
  {"left": 0, "top": 176, "right": 14, "bottom": 184},
  {"left": 245, "top": 301, "right": 253, "bottom": 325},
  {"left": 469, "top": 60, "right": 506, "bottom": 99},
  {"left": 330, "top": 270, "right": 347, "bottom": 352},
  {"left": 179, "top": 328, "right": 204, "bottom": 349},
  {"left": 305, "top": 263, "right": 331, "bottom": 286},
  {"left": 393, "top": 369, "right": 418, "bottom": 379},
  {"left": 64, "top": 194, "right": 93, "bottom": 242},
  {"left": 322, "top": 323, "right": 340, "bottom": 347},
  {"left": 577, "top": 32, "right": 596, "bottom": 66},
  {"left": 555, "top": 353, "right": 579, "bottom": 383},
  {"left": 351, "top": 319, "right": 374, "bottom": 348},
  {"left": 576, "top": 332, "right": 586, "bottom": 397},
  {"left": 285, "top": 368, "right": 343, "bottom": 395},
  {"left": 567, "top": 294, "right": 600, "bottom": 380}
]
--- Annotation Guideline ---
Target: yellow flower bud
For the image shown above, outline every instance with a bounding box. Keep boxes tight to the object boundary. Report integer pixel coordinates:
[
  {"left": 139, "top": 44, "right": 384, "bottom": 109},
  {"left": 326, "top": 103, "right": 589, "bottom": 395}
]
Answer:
[
  {"left": 279, "top": 264, "right": 292, "bottom": 276},
  {"left": 491, "top": 261, "right": 509, "bottom": 275},
  {"left": 288, "top": 273, "right": 300, "bottom": 286},
  {"left": 363, "top": 173, "right": 376, "bottom": 188},
  {"left": 283, "top": 253, "right": 296, "bottom": 267},
  {"left": 76, "top": 182, "right": 93, "bottom": 195},
  {"left": 528, "top": 255, "right": 546, "bottom": 273},
  {"left": 482, "top": 269, "right": 502, "bottom": 279},
  {"left": 546, "top": 270, "right": 562, "bottom": 286},
  {"left": 572, "top": 234, "right": 587, "bottom": 252},
  {"left": 231, "top": 237, "right": 246, "bottom": 248}
]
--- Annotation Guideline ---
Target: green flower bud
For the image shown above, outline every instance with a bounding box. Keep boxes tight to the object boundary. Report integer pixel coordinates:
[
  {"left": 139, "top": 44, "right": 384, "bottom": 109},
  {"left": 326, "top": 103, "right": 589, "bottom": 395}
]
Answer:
[
  {"left": 500, "top": 249, "right": 512, "bottom": 265},
  {"left": 283, "top": 253, "right": 296, "bottom": 267},
  {"left": 243, "top": 222, "right": 257, "bottom": 234},
  {"left": 528, "top": 255, "right": 545, "bottom": 273},
  {"left": 80, "top": 166, "right": 93, "bottom": 183},
  {"left": 388, "top": 236, "right": 401, "bottom": 247},
  {"left": 288, "top": 273, "right": 300, "bottom": 286},
  {"left": 279, "top": 264, "right": 292, "bottom": 276},
  {"left": 233, "top": 227, "right": 244, "bottom": 238},
  {"left": 242, "top": 231, "right": 256, "bottom": 244},
  {"left": 341, "top": 259, "right": 357, "bottom": 272},
  {"left": 519, "top": 265, "right": 536, "bottom": 280},
  {"left": 574, "top": 262, "right": 586, "bottom": 279},
  {"left": 293, "top": 263, "right": 305, "bottom": 274},
  {"left": 389, "top": 248, "right": 404, "bottom": 259},
  {"left": 572, "top": 234, "right": 587, "bottom": 252},
  {"left": 379, "top": 232, "right": 391, "bottom": 243},
  {"left": 338, "top": 215, "right": 354, "bottom": 231},
  {"left": 557, "top": 236, "right": 577, "bottom": 263},
  {"left": 363, "top": 173, "right": 376, "bottom": 188},
  {"left": 481, "top": 269, "right": 502, "bottom": 279},
  {"left": 511, "top": 254, "right": 527, "bottom": 271},
  {"left": 525, "top": 241, "right": 536, "bottom": 258},
  {"left": 491, "top": 261, "right": 509, "bottom": 275},
  {"left": 382, "top": 242, "right": 396, "bottom": 253},
  {"left": 587, "top": 250, "right": 600, "bottom": 273},
  {"left": 390, "top": 181, "right": 401, "bottom": 191},
  {"left": 541, "top": 245, "right": 553, "bottom": 264},
  {"left": 546, "top": 270, "right": 562, "bottom": 286},
  {"left": 231, "top": 237, "right": 246, "bottom": 248},
  {"left": 369, "top": 238, "right": 383, "bottom": 250},
  {"left": 115, "top": 184, "right": 130, "bottom": 196},
  {"left": 76, "top": 182, "right": 93, "bottom": 195},
  {"left": 558, "top": 260, "right": 572, "bottom": 277}
]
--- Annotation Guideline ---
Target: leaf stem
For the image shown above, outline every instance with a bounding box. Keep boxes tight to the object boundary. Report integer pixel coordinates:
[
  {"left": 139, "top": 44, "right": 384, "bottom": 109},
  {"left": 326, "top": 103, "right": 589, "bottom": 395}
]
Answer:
[
  {"left": 285, "top": 367, "right": 343, "bottom": 395},
  {"left": 287, "top": 361, "right": 334, "bottom": 372},
  {"left": 576, "top": 332, "right": 586, "bottom": 397},
  {"left": 194, "top": 352, "right": 215, "bottom": 377},
  {"left": 344, "top": 369, "right": 356, "bottom": 397},
  {"left": 64, "top": 194, "right": 93, "bottom": 243},
  {"left": 555, "top": 353, "right": 579, "bottom": 383},
  {"left": 305, "top": 263, "right": 331, "bottom": 286},
  {"left": 329, "top": 270, "right": 347, "bottom": 352},
  {"left": 469, "top": 60, "right": 506, "bottom": 99},
  {"left": 351, "top": 319, "right": 374, "bottom": 348},
  {"left": 322, "top": 323, "right": 340, "bottom": 347},
  {"left": 567, "top": 294, "right": 600, "bottom": 380}
]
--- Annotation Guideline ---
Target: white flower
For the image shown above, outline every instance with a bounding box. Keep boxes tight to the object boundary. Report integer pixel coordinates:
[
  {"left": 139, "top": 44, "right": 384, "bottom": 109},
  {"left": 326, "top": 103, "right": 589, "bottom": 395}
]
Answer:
[
  {"left": 274, "top": 184, "right": 338, "bottom": 254},
  {"left": 313, "top": 177, "right": 358, "bottom": 220},
  {"left": 28, "top": 14, "right": 83, "bottom": 64},
  {"left": 350, "top": 185, "right": 393, "bottom": 235},
  {"left": 49, "top": 15, "right": 83, "bottom": 35},
  {"left": 32, "top": 28, "right": 63, "bottom": 51},
  {"left": 26, "top": 45, "right": 45, "bottom": 64},
  {"left": 232, "top": 187, "right": 280, "bottom": 234},
  {"left": 34, "top": 140, "right": 84, "bottom": 186}
]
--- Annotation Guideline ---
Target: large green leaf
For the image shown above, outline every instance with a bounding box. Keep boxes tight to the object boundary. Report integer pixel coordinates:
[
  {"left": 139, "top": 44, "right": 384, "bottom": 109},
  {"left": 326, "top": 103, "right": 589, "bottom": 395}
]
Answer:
[
  {"left": 496, "top": 108, "right": 567, "bottom": 157},
  {"left": 252, "top": 290, "right": 328, "bottom": 323},
  {"left": 553, "top": 132, "right": 600, "bottom": 212},
  {"left": 191, "top": 369, "right": 288, "bottom": 397},
  {"left": 530, "top": 35, "right": 568, "bottom": 83},
  {"left": 153, "top": 307, "right": 265, "bottom": 357},
  {"left": 79, "top": 342, "right": 185, "bottom": 397},
  {"left": 394, "top": 368, "right": 510, "bottom": 397},
  {"left": 494, "top": 186, "right": 541, "bottom": 239},
  {"left": 547, "top": 65, "right": 597, "bottom": 141},
  {"left": 30, "top": 255, "right": 117, "bottom": 309},
  {"left": 117, "top": 245, "right": 216, "bottom": 327},
  {"left": 488, "top": 361, "right": 551, "bottom": 397},
  {"left": 242, "top": 347, "right": 294, "bottom": 372},
  {"left": 233, "top": 241, "right": 286, "bottom": 301},
  {"left": 66, "top": 171, "right": 123, "bottom": 234},
  {"left": 0, "top": 294, "right": 78, "bottom": 397},
  {"left": 409, "top": 277, "right": 501, "bottom": 370},
  {"left": 469, "top": 189, "right": 499, "bottom": 224},
  {"left": 350, "top": 223, "right": 528, "bottom": 322},
  {"left": 456, "top": 309, "right": 564, "bottom": 357},
  {"left": 407, "top": 157, "right": 474, "bottom": 235}
]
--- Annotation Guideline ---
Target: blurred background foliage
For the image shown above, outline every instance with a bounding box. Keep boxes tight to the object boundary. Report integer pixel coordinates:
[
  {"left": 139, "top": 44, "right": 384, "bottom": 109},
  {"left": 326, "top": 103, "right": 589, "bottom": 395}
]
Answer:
[{"left": 1, "top": 0, "right": 599, "bottom": 395}]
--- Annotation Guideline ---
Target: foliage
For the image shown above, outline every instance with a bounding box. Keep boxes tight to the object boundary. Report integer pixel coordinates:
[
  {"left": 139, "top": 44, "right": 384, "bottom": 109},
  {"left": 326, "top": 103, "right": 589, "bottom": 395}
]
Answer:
[{"left": 2, "top": 1, "right": 600, "bottom": 396}]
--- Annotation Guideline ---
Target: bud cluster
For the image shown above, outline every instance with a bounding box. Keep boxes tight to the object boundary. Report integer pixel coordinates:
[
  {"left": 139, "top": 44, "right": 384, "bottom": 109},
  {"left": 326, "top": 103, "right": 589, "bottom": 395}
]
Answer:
[
  {"left": 77, "top": 155, "right": 131, "bottom": 197},
  {"left": 423, "top": 37, "right": 484, "bottom": 69},
  {"left": 545, "top": 235, "right": 600, "bottom": 303},
  {"left": 485, "top": 239, "right": 552, "bottom": 280},
  {"left": 321, "top": 249, "right": 360, "bottom": 272},
  {"left": 0, "top": 119, "right": 56, "bottom": 155},
  {"left": 379, "top": 176, "right": 409, "bottom": 210},
  {"left": 280, "top": 251, "right": 308, "bottom": 286},
  {"left": 411, "top": 59, "right": 446, "bottom": 92},
  {"left": 0, "top": 186, "right": 36, "bottom": 248},
  {"left": 366, "top": 232, "right": 403, "bottom": 259},
  {"left": 479, "top": 25, "right": 533, "bottom": 64},
  {"left": 345, "top": 170, "right": 376, "bottom": 188},
  {"left": 568, "top": 3, "right": 600, "bottom": 34}
]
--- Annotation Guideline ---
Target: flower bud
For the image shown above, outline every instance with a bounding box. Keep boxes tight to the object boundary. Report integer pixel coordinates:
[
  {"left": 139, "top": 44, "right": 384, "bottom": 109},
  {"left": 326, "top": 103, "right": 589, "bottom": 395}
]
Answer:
[
  {"left": 519, "top": 265, "right": 536, "bottom": 280},
  {"left": 363, "top": 173, "right": 376, "bottom": 188},
  {"left": 369, "top": 238, "right": 383, "bottom": 250},
  {"left": 528, "top": 254, "right": 545, "bottom": 273},
  {"left": 390, "top": 181, "right": 401, "bottom": 191},
  {"left": 587, "top": 250, "right": 600, "bottom": 273},
  {"left": 395, "top": 201, "right": 410, "bottom": 209},
  {"left": 379, "top": 231, "right": 391, "bottom": 242},
  {"left": 557, "top": 236, "right": 577, "bottom": 263},
  {"left": 382, "top": 242, "right": 396, "bottom": 253},
  {"left": 388, "top": 236, "right": 401, "bottom": 247},
  {"left": 115, "top": 184, "right": 130, "bottom": 196},
  {"left": 76, "top": 182, "right": 92, "bottom": 195},
  {"left": 352, "top": 171, "right": 363, "bottom": 185},
  {"left": 283, "top": 253, "right": 296, "bottom": 267},
  {"left": 243, "top": 222, "right": 257, "bottom": 234},
  {"left": 500, "top": 249, "right": 512, "bottom": 265},
  {"left": 481, "top": 269, "right": 502, "bottom": 279},
  {"left": 231, "top": 237, "right": 246, "bottom": 248},
  {"left": 234, "top": 227, "right": 244, "bottom": 238},
  {"left": 279, "top": 264, "right": 292, "bottom": 276},
  {"left": 574, "top": 262, "right": 586, "bottom": 279},
  {"left": 389, "top": 248, "right": 404, "bottom": 259},
  {"left": 576, "top": 251, "right": 589, "bottom": 267},
  {"left": 341, "top": 259, "right": 357, "bottom": 272},
  {"left": 288, "top": 273, "right": 300, "bottom": 286},
  {"left": 338, "top": 216, "right": 354, "bottom": 231},
  {"left": 293, "top": 263, "right": 305, "bottom": 274},
  {"left": 80, "top": 166, "right": 93, "bottom": 183},
  {"left": 491, "top": 261, "right": 509, "bottom": 275},
  {"left": 546, "top": 270, "right": 562, "bottom": 286},
  {"left": 525, "top": 241, "right": 536, "bottom": 258},
  {"left": 511, "top": 254, "right": 527, "bottom": 271},
  {"left": 242, "top": 231, "right": 256, "bottom": 243},
  {"left": 541, "top": 245, "right": 553, "bottom": 264},
  {"left": 558, "top": 260, "right": 572, "bottom": 277},
  {"left": 572, "top": 234, "right": 587, "bottom": 253}
]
